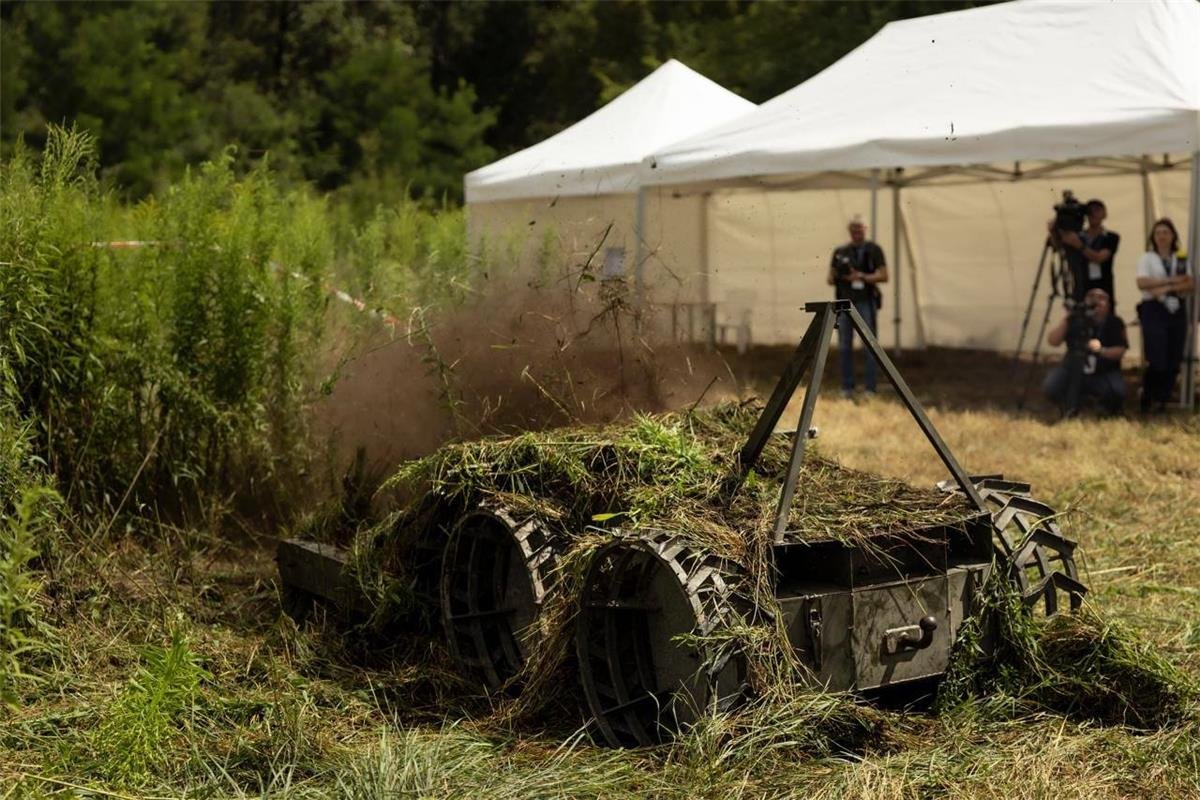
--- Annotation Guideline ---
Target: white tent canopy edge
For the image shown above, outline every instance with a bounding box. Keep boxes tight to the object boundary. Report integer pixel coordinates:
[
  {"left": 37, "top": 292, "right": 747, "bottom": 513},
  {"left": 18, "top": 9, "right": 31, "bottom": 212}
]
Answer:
[{"left": 464, "top": 59, "right": 755, "bottom": 204}]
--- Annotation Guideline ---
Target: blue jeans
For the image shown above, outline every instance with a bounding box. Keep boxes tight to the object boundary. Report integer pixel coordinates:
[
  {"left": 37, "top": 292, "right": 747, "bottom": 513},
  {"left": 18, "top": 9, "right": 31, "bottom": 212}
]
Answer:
[{"left": 838, "top": 299, "right": 878, "bottom": 392}]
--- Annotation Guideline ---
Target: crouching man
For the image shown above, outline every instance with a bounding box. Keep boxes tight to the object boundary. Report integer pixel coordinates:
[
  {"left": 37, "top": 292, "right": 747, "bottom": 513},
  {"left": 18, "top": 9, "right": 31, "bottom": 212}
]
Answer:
[{"left": 1042, "top": 288, "right": 1128, "bottom": 417}]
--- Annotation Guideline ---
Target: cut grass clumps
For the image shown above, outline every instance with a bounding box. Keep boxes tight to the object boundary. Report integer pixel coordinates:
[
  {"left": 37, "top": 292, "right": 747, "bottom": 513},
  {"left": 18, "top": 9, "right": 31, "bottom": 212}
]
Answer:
[
  {"left": 669, "top": 691, "right": 893, "bottom": 781},
  {"left": 1035, "top": 607, "right": 1196, "bottom": 727},
  {"left": 939, "top": 579, "right": 1197, "bottom": 729},
  {"left": 362, "top": 400, "right": 972, "bottom": 562}
]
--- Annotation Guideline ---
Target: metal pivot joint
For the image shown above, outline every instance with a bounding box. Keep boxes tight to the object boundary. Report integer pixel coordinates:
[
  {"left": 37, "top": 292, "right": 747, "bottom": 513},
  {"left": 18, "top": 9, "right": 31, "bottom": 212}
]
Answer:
[{"left": 738, "top": 299, "right": 987, "bottom": 542}]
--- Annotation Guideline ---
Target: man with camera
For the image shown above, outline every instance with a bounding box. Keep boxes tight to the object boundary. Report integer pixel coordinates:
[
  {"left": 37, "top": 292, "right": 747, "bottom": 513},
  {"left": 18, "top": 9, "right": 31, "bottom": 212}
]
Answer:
[
  {"left": 827, "top": 215, "right": 887, "bottom": 396},
  {"left": 1061, "top": 199, "right": 1120, "bottom": 304},
  {"left": 1049, "top": 195, "right": 1119, "bottom": 303},
  {"left": 1041, "top": 287, "right": 1127, "bottom": 417}
]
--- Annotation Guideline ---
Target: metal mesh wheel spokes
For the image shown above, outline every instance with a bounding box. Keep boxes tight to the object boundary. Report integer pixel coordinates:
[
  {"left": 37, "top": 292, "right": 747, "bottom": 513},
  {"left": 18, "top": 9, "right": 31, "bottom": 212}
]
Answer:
[
  {"left": 576, "top": 532, "right": 744, "bottom": 747},
  {"left": 440, "top": 507, "right": 559, "bottom": 691},
  {"left": 939, "top": 475, "right": 1086, "bottom": 615}
]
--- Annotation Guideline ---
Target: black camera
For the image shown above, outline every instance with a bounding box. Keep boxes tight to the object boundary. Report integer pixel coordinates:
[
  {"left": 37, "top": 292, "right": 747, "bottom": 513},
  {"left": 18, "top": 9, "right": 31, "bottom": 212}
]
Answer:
[
  {"left": 1053, "top": 190, "right": 1088, "bottom": 233},
  {"left": 1063, "top": 297, "right": 1098, "bottom": 353}
]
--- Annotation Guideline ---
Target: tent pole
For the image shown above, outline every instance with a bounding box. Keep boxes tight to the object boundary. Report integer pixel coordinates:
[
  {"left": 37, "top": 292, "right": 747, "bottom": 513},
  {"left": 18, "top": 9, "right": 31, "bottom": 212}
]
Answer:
[
  {"left": 699, "top": 192, "right": 711, "bottom": 306},
  {"left": 898, "top": 200, "right": 927, "bottom": 349},
  {"left": 699, "top": 192, "right": 713, "bottom": 346},
  {"left": 634, "top": 186, "right": 647, "bottom": 322},
  {"left": 1140, "top": 156, "right": 1154, "bottom": 244},
  {"left": 869, "top": 169, "right": 879, "bottom": 240},
  {"left": 1183, "top": 152, "right": 1200, "bottom": 411},
  {"left": 892, "top": 176, "right": 902, "bottom": 355}
]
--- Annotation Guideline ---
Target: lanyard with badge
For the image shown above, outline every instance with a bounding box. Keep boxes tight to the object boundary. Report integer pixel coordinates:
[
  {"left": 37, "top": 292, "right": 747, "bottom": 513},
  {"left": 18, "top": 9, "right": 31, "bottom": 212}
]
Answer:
[
  {"left": 851, "top": 244, "right": 868, "bottom": 291},
  {"left": 1160, "top": 253, "right": 1182, "bottom": 313},
  {"left": 1085, "top": 230, "right": 1105, "bottom": 282},
  {"left": 837, "top": 245, "right": 868, "bottom": 291}
]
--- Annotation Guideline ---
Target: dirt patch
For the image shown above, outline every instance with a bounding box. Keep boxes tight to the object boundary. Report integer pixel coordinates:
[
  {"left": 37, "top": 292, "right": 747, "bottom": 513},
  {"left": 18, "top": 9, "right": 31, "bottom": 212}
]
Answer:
[{"left": 728, "top": 343, "right": 1150, "bottom": 418}]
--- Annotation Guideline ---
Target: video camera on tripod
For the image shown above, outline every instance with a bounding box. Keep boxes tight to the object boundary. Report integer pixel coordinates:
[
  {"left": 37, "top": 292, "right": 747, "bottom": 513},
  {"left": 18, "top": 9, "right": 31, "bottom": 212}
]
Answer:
[
  {"left": 1012, "top": 190, "right": 1090, "bottom": 409},
  {"left": 1052, "top": 190, "right": 1089, "bottom": 235},
  {"left": 1061, "top": 295, "right": 1102, "bottom": 363}
]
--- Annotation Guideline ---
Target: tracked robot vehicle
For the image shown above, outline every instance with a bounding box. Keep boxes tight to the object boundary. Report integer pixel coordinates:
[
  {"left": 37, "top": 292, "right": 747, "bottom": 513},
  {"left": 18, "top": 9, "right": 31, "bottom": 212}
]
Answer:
[{"left": 279, "top": 300, "right": 1087, "bottom": 747}]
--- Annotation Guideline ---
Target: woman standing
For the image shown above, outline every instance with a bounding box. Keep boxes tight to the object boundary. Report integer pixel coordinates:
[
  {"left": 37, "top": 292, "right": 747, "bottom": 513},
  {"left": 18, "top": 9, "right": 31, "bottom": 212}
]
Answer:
[{"left": 1135, "top": 218, "right": 1195, "bottom": 412}]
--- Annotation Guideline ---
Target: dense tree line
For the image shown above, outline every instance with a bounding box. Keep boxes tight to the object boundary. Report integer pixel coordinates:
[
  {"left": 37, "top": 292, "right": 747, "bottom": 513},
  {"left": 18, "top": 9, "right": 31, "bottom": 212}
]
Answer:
[{"left": 1, "top": 1, "right": 985, "bottom": 206}]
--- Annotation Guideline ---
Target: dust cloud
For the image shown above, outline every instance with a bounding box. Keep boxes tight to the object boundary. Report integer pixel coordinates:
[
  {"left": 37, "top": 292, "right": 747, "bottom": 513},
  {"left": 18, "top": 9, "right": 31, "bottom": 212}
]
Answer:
[{"left": 313, "top": 271, "right": 742, "bottom": 477}]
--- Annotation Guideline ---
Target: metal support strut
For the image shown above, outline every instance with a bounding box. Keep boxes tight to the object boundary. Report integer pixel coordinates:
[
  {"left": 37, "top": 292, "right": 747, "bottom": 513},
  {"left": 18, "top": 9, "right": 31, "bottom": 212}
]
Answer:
[{"left": 738, "top": 300, "right": 987, "bottom": 541}]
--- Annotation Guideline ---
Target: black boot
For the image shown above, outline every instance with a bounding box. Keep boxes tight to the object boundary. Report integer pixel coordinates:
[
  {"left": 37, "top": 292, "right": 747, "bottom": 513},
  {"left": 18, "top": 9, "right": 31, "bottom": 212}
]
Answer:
[{"left": 1140, "top": 370, "right": 1156, "bottom": 413}]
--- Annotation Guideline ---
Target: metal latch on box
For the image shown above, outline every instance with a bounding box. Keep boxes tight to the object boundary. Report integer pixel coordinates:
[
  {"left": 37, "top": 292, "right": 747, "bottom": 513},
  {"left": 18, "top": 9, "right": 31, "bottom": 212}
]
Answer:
[
  {"left": 806, "top": 607, "right": 823, "bottom": 669},
  {"left": 882, "top": 615, "right": 938, "bottom": 655}
]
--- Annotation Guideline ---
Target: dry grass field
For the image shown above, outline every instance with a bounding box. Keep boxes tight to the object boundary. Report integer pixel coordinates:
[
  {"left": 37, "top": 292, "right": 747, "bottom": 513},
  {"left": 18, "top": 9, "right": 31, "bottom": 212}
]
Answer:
[{"left": 3, "top": 349, "right": 1198, "bottom": 800}]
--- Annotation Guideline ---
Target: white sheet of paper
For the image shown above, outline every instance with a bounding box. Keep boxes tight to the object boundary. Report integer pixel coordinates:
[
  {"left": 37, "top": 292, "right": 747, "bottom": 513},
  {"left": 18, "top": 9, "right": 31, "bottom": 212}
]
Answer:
[{"left": 1088, "top": 261, "right": 1102, "bottom": 280}]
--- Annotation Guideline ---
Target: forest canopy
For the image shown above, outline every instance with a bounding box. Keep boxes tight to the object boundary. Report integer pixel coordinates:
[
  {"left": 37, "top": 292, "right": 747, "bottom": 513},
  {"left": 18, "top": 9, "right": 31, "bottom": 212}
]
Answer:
[{"left": 1, "top": 1, "right": 987, "bottom": 205}]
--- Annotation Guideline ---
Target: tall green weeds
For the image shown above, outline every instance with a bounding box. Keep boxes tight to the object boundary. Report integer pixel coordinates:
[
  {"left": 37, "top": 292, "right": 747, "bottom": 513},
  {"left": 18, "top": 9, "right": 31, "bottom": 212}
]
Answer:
[
  {"left": 0, "top": 404, "right": 61, "bottom": 711},
  {"left": 1, "top": 125, "right": 494, "bottom": 529},
  {"left": 337, "top": 198, "right": 473, "bottom": 316},
  {"left": 2, "top": 126, "right": 329, "bottom": 523}
]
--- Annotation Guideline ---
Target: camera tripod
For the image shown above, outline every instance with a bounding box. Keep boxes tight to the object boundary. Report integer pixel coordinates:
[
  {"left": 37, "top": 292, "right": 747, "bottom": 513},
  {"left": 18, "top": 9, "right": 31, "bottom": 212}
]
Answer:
[{"left": 1013, "top": 235, "right": 1079, "bottom": 411}]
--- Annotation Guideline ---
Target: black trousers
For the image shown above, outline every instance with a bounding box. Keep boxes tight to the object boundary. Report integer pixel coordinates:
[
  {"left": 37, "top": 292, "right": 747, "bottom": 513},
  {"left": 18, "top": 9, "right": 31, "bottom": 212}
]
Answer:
[
  {"left": 1042, "top": 363, "right": 1126, "bottom": 415},
  {"left": 1137, "top": 300, "right": 1187, "bottom": 407}
]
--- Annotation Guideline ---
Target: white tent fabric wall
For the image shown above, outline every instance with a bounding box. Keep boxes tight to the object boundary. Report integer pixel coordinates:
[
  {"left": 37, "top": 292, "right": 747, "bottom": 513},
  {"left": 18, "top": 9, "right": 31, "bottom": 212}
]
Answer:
[
  {"left": 467, "top": 191, "right": 708, "bottom": 304},
  {"left": 468, "top": 163, "right": 1193, "bottom": 354},
  {"left": 704, "top": 187, "right": 919, "bottom": 348},
  {"left": 467, "top": 194, "right": 639, "bottom": 276},
  {"left": 902, "top": 169, "right": 1193, "bottom": 356},
  {"left": 698, "top": 166, "right": 1192, "bottom": 353}
]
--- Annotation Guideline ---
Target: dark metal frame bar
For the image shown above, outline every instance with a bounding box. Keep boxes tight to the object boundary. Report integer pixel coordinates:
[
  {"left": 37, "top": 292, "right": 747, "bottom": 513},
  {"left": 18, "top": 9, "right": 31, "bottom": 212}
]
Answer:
[{"left": 739, "top": 300, "right": 987, "bottom": 542}]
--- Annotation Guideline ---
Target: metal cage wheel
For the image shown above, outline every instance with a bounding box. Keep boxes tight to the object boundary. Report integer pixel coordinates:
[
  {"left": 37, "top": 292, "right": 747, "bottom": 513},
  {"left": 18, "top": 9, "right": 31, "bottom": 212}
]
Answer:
[
  {"left": 440, "top": 507, "right": 559, "bottom": 691},
  {"left": 575, "top": 532, "right": 745, "bottom": 747}
]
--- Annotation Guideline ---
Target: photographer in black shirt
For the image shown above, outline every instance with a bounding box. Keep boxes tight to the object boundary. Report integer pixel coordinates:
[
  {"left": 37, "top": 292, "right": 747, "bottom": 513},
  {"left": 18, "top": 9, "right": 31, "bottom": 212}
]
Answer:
[
  {"left": 1056, "top": 199, "right": 1120, "bottom": 304},
  {"left": 1041, "top": 288, "right": 1128, "bottom": 417},
  {"left": 827, "top": 215, "right": 887, "bottom": 396}
]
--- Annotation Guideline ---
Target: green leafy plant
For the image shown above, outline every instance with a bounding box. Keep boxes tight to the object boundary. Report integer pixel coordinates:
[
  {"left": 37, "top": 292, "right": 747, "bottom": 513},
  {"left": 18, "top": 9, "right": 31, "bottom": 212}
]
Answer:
[
  {"left": 95, "top": 628, "right": 207, "bottom": 785},
  {"left": 0, "top": 487, "right": 59, "bottom": 711}
]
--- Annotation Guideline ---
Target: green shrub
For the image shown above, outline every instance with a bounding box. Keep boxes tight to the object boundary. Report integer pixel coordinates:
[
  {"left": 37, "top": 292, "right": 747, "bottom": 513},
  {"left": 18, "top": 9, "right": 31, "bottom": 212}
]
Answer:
[{"left": 337, "top": 197, "right": 473, "bottom": 314}]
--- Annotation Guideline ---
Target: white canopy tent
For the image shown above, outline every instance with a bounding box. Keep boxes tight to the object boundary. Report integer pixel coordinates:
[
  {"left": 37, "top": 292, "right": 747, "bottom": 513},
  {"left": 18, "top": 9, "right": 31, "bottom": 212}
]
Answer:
[
  {"left": 643, "top": 0, "right": 1200, "bottom": 407},
  {"left": 466, "top": 58, "right": 754, "bottom": 203},
  {"left": 465, "top": 59, "right": 754, "bottom": 319}
]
